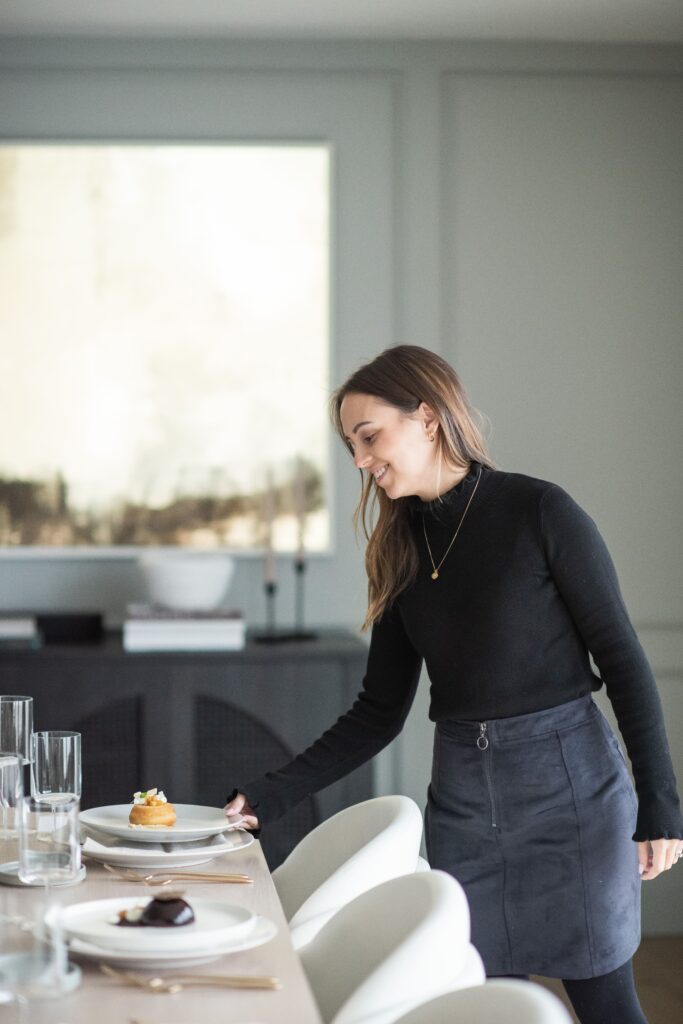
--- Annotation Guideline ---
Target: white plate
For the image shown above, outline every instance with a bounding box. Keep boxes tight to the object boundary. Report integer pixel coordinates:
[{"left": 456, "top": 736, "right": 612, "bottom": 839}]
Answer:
[
  {"left": 81, "top": 828, "right": 253, "bottom": 869},
  {"left": 80, "top": 804, "right": 237, "bottom": 843},
  {"left": 52, "top": 896, "right": 256, "bottom": 953},
  {"left": 68, "top": 915, "right": 277, "bottom": 969}
]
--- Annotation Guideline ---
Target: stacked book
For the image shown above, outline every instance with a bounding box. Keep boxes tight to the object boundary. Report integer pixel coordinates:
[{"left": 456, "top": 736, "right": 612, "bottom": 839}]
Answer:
[
  {"left": 123, "top": 604, "right": 246, "bottom": 652},
  {"left": 0, "top": 615, "right": 41, "bottom": 649}
]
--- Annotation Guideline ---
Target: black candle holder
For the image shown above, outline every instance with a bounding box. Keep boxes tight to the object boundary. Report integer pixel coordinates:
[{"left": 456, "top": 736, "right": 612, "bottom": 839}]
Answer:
[
  {"left": 252, "top": 581, "right": 282, "bottom": 643},
  {"left": 292, "top": 556, "right": 317, "bottom": 641},
  {"left": 252, "top": 558, "right": 317, "bottom": 644}
]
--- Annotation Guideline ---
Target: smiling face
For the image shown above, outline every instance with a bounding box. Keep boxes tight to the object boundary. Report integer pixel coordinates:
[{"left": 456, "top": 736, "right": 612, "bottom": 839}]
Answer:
[{"left": 339, "top": 393, "right": 442, "bottom": 501}]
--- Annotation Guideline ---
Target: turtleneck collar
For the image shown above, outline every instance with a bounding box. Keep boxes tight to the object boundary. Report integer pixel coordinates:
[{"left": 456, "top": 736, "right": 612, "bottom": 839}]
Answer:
[{"left": 407, "top": 460, "right": 484, "bottom": 522}]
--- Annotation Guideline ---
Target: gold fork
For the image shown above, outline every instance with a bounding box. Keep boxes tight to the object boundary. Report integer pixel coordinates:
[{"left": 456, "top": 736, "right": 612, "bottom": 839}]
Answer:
[
  {"left": 101, "top": 863, "right": 252, "bottom": 884},
  {"left": 100, "top": 963, "right": 280, "bottom": 991}
]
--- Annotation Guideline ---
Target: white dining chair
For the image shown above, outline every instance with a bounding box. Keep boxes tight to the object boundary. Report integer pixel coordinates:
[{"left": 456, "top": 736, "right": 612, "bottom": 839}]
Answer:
[
  {"left": 272, "top": 795, "right": 424, "bottom": 950},
  {"left": 392, "top": 978, "right": 573, "bottom": 1024},
  {"left": 299, "top": 869, "right": 486, "bottom": 1024}
]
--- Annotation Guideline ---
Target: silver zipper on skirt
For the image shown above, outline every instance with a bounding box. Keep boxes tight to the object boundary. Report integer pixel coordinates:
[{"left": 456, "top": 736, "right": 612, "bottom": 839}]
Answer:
[{"left": 478, "top": 722, "right": 498, "bottom": 828}]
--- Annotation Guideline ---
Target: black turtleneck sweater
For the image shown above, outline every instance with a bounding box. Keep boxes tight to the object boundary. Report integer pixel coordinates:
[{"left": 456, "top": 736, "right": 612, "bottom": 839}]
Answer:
[{"left": 237, "top": 463, "right": 682, "bottom": 842}]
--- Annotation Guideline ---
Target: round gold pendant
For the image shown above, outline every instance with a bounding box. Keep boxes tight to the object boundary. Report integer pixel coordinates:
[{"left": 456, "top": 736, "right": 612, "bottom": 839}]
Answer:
[{"left": 431, "top": 571, "right": 439, "bottom": 580}]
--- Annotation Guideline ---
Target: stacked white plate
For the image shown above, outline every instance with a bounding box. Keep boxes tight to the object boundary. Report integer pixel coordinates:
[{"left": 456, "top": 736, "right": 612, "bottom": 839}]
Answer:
[
  {"left": 80, "top": 804, "right": 254, "bottom": 869},
  {"left": 51, "top": 898, "right": 277, "bottom": 969},
  {"left": 80, "top": 804, "right": 246, "bottom": 844}
]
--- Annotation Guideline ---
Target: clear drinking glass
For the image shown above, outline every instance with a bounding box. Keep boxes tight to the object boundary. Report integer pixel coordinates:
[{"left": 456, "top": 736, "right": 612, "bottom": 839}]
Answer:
[
  {"left": 0, "top": 753, "right": 23, "bottom": 858},
  {"left": 13, "top": 797, "right": 81, "bottom": 1001},
  {"left": 0, "top": 697, "right": 33, "bottom": 844},
  {"left": 0, "top": 909, "right": 81, "bottom": 1006},
  {"left": 0, "top": 695, "right": 33, "bottom": 765},
  {"left": 31, "top": 731, "right": 82, "bottom": 805},
  {"left": 18, "top": 796, "right": 81, "bottom": 887}
]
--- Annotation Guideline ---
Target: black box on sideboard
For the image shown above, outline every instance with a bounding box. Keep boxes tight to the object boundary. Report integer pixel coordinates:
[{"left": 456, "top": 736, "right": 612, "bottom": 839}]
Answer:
[{"left": 35, "top": 613, "right": 104, "bottom": 645}]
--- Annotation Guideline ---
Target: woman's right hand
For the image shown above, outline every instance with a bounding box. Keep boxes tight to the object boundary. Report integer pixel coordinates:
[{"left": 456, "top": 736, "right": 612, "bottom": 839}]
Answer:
[{"left": 223, "top": 791, "right": 260, "bottom": 831}]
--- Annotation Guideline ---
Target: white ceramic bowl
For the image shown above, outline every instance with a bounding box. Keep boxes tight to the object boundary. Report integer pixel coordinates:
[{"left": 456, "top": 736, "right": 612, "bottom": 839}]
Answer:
[{"left": 138, "top": 554, "right": 235, "bottom": 611}]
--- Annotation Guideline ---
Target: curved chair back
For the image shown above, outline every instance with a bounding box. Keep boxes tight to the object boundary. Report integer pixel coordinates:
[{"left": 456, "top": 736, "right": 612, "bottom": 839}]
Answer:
[
  {"left": 393, "top": 978, "right": 573, "bottom": 1024},
  {"left": 299, "top": 869, "right": 485, "bottom": 1024},
  {"left": 273, "top": 795, "right": 423, "bottom": 949}
]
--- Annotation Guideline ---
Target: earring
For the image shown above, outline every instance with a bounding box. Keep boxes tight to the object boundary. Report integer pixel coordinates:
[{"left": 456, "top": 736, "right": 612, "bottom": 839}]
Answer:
[{"left": 428, "top": 434, "right": 435, "bottom": 442}]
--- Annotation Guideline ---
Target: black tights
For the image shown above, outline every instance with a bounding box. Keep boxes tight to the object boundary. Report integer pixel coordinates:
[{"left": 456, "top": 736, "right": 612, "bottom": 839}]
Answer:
[{"left": 492, "top": 960, "right": 648, "bottom": 1024}]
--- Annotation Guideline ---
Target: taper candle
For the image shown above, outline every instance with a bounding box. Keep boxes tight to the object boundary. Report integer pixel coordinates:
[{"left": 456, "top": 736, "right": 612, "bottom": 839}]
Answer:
[
  {"left": 263, "top": 470, "right": 277, "bottom": 585},
  {"left": 294, "top": 458, "right": 306, "bottom": 559}
]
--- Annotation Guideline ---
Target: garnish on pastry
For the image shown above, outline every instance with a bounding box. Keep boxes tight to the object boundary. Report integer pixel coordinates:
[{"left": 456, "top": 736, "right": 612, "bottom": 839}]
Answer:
[
  {"left": 114, "top": 892, "right": 195, "bottom": 928},
  {"left": 128, "top": 787, "right": 176, "bottom": 827}
]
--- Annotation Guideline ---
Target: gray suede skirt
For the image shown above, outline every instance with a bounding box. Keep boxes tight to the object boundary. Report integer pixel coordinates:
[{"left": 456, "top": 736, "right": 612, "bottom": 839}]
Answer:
[{"left": 425, "top": 693, "right": 641, "bottom": 979}]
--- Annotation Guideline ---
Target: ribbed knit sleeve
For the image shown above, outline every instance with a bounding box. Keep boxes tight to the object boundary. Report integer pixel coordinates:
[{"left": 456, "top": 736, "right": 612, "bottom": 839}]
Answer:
[
  {"left": 233, "top": 604, "right": 423, "bottom": 823},
  {"left": 539, "top": 483, "right": 682, "bottom": 842}
]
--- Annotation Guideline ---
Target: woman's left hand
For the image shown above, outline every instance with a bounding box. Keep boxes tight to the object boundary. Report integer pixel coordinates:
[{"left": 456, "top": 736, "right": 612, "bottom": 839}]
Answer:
[{"left": 637, "top": 838, "right": 683, "bottom": 880}]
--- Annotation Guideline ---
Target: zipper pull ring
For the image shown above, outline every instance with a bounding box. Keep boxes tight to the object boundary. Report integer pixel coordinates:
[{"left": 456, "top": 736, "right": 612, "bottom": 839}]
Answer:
[{"left": 477, "top": 722, "right": 489, "bottom": 750}]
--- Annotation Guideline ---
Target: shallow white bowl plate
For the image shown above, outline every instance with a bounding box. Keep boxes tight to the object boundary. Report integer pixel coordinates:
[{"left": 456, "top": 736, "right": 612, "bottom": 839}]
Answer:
[
  {"left": 81, "top": 829, "right": 253, "bottom": 869},
  {"left": 68, "top": 915, "right": 277, "bottom": 969},
  {"left": 79, "top": 804, "right": 234, "bottom": 843},
  {"left": 53, "top": 897, "right": 255, "bottom": 953}
]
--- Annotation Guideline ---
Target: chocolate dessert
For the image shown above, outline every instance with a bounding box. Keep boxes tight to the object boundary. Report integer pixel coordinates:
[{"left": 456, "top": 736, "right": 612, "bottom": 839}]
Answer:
[{"left": 116, "top": 893, "right": 195, "bottom": 928}]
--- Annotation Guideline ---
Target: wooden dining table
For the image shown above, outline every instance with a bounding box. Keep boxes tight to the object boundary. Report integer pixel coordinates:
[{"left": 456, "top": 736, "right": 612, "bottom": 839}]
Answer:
[{"left": 0, "top": 838, "right": 323, "bottom": 1023}]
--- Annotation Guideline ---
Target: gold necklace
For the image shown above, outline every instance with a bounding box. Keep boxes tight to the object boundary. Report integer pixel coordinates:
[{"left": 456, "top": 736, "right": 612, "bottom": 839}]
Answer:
[{"left": 421, "top": 467, "right": 481, "bottom": 580}]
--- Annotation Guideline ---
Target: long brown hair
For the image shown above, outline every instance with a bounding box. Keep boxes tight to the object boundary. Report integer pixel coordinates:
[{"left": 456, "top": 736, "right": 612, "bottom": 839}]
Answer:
[{"left": 330, "top": 345, "right": 495, "bottom": 630}]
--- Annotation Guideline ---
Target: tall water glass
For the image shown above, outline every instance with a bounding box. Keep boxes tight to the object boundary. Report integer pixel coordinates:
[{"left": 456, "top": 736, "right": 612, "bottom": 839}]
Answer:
[
  {"left": 31, "top": 732, "right": 82, "bottom": 805},
  {"left": 18, "top": 796, "right": 81, "bottom": 887},
  {"left": 11, "top": 796, "right": 81, "bottom": 1001},
  {"left": 18, "top": 794, "right": 80, "bottom": 993},
  {"left": 0, "top": 909, "right": 81, "bottom": 1005},
  {"left": 0, "top": 696, "right": 32, "bottom": 845},
  {"left": 0, "top": 753, "right": 23, "bottom": 857},
  {"left": 0, "top": 695, "right": 33, "bottom": 764}
]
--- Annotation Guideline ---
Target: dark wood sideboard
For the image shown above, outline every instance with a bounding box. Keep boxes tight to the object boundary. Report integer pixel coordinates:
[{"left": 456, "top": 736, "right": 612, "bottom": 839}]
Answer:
[{"left": 0, "top": 629, "right": 372, "bottom": 869}]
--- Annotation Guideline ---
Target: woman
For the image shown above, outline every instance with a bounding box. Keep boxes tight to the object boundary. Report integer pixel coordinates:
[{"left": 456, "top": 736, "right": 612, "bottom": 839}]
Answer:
[{"left": 226, "top": 345, "right": 682, "bottom": 1023}]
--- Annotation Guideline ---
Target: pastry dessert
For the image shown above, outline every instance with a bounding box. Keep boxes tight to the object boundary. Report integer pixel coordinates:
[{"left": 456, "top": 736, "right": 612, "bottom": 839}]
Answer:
[
  {"left": 128, "top": 788, "right": 176, "bottom": 827},
  {"left": 116, "top": 893, "right": 195, "bottom": 928}
]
